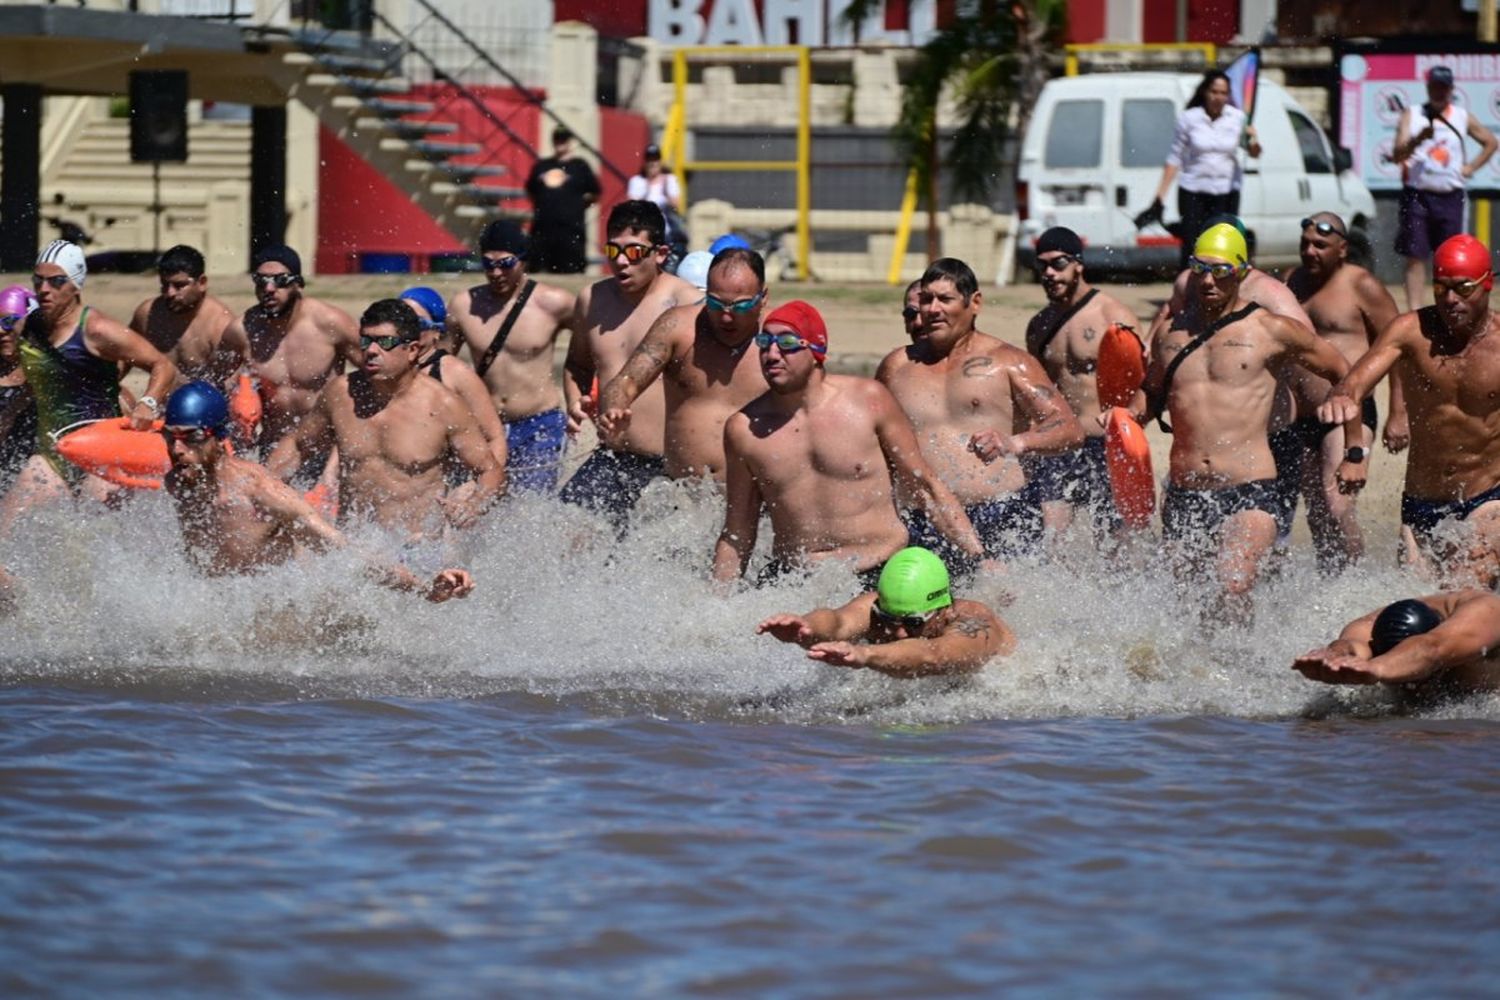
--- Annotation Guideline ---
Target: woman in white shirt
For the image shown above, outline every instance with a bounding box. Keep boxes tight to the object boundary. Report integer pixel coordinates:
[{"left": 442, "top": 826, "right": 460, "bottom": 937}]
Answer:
[
  {"left": 1139, "top": 70, "right": 1261, "bottom": 267},
  {"left": 627, "top": 144, "right": 687, "bottom": 263}
]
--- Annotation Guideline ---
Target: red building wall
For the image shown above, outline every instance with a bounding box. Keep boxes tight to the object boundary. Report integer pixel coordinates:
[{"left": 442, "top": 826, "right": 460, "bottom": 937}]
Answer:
[{"left": 1143, "top": 0, "right": 1241, "bottom": 43}]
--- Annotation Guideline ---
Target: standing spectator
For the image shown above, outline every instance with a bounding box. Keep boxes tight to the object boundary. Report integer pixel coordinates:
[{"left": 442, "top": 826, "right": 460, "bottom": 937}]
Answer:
[
  {"left": 627, "top": 144, "right": 687, "bottom": 264},
  {"left": 1137, "top": 70, "right": 1261, "bottom": 268},
  {"left": 525, "top": 127, "right": 601, "bottom": 274},
  {"left": 1391, "top": 65, "right": 1498, "bottom": 310}
]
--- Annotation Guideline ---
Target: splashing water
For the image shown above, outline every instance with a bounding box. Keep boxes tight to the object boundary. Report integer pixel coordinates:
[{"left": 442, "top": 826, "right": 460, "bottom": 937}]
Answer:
[{"left": 1, "top": 481, "right": 1491, "bottom": 723}]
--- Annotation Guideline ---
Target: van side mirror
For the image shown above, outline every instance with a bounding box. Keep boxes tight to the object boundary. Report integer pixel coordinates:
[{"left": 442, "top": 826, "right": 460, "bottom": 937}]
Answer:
[{"left": 1334, "top": 146, "right": 1353, "bottom": 173}]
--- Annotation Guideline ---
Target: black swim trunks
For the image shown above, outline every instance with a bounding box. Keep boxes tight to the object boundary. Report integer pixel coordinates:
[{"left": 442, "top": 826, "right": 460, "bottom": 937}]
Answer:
[
  {"left": 1287, "top": 396, "right": 1379, "bottom": 450},
  {"left": 1161, "top": 478, "right": 1282, "bottom": 541},
  {"left": 1400, "top": 481, "right": 1500, "bottom": 544},
  {"left": 906, "top": 491, "right": 1043, "bottom": 571},
  {"left": 559, "top": 446, "right": 666, "bottom": 528},
  {"left": 755, "top": 556, "right": 883, "bottom": 593},
  {"left": 1270, "top": 397, "right": 1379, "bottom": 536},
  {"left": 1024, "top": 437, "right": 1120, "bottom": 529}
]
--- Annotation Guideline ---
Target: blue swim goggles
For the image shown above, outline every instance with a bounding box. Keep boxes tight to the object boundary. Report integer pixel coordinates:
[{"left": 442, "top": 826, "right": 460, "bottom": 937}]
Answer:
[
  {"left": 754, "top": 331, "right": 821, "bottom": 355},
  {"left": 705, "top": 289, "right": 765, "bottom": 314}
]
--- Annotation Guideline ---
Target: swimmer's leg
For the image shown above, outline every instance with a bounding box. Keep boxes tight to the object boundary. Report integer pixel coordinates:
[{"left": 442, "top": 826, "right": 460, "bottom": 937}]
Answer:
[
  {"left": 1307, "top": 422, "right": 1368, "bottom": 574},
  {"left": 1398, "top": 524, "right": 1440, "bottom": 582},
  {"left": 1039, "top": 498, "right": 1074, "bottom": 550},
  {"left": 0, "top": 454, "right": 73, "bottom": 539},
  {"left": 1213, "top": 508, "right": 1278, "bottom": 628},
  {"left": 1460, "top": 500, "right": 1500, "bottom": 589}
]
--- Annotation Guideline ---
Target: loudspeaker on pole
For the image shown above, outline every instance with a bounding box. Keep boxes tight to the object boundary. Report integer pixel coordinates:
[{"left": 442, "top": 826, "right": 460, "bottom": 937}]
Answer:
[{"left": 129, "top": 70, "right": 189, "bottom": 163}]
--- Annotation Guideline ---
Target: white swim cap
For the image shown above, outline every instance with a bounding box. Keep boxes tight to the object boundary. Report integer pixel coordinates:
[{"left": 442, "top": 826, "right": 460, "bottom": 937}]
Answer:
[
  {"left": 675, "top": 251, "right": 713, "bottom": 292},
  {"left": 36, "top": 240, "right": 87, "bottom": 288}
]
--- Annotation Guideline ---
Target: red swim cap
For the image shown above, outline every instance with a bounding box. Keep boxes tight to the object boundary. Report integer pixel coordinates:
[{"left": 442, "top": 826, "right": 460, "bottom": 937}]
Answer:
[
  {"left": 1433, "top": 234, "right": 1494, "bottom": 290},
  {"left": 762, "top": 300, "right": 828, "bottom": 364}
]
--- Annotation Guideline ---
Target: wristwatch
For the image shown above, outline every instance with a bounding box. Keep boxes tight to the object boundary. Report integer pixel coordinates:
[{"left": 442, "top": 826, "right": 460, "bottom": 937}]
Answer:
[
  {"left": 137, "top": 395, "right": 159, "bottom": 413},
  {"left": 1345, "top": 446, "right": 1367, "bottom": 463}
]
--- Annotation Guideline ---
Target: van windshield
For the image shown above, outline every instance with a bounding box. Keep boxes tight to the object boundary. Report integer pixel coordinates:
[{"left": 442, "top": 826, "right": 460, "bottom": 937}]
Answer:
[
  {"left": 1121, "top": 99, "right": 1176, "bottom": 168},
  {"left": 1045, "top": 100, "right": 1103, "bottom": 168}
]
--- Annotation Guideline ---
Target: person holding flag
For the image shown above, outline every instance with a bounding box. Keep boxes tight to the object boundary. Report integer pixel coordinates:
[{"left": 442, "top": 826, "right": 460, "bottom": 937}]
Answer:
[{"left": 1136, "top": 67, "right": 1262, "bottom": 269}]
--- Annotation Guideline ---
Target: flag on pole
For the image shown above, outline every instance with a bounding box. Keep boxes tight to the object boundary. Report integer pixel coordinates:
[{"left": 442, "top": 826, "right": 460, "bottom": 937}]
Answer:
[{"left": 1224, "top": 48, "right": 1260, "bottom": 122}]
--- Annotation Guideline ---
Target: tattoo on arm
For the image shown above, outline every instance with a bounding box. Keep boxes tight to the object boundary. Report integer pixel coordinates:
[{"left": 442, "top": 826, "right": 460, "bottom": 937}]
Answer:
[
  {"left": 1082, "top": 326, "right": 1098, "bottom": 342},
  {"left": 951, "top": 616, "right": 992, "bottom": 638}
]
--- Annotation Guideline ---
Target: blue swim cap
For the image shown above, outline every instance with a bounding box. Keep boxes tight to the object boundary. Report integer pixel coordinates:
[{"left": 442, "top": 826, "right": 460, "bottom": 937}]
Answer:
[
  {"left": 164, "top": 380, "right": 229, "bottom": 437},
  {"left": 399, "top": 286, "right": 446, "bottom": 330},
  {"left": 709, "top": 233, "right": 750, "bottom": 254}
]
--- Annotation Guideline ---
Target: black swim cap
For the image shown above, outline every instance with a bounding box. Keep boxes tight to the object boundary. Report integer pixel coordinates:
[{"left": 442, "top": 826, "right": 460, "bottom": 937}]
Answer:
[
  {"left": 1035, "top": 227, "right": 1084, "bottom": 258},
  {"left": 252, "top": 244, "right": 302, "bottom": 277},
  {"left": 1370, "top": 599, "right": 1443, "bottom": 656},
  {"left": 479, "top": 220, "right": 529, "bottom": 257}
]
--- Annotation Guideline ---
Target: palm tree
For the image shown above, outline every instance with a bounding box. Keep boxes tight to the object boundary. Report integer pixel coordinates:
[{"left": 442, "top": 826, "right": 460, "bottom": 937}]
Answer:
[{"left": 844, "top": 0, "right": 1067, "bottom": 257}]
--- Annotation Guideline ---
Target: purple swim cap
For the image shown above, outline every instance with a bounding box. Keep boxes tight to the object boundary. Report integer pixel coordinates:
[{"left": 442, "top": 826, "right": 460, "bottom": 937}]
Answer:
[{"left": 0, "top": 284, "right": 37, "bottom": 324}]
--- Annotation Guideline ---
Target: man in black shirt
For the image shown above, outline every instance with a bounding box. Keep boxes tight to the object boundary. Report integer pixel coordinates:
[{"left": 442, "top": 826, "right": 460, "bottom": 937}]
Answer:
[{"left": 525, "top": 127, "right": 601, "bottom": 274}]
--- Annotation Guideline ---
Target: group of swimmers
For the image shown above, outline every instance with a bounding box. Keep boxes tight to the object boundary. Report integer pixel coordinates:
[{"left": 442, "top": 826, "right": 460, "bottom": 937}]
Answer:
[{"left": 0, "top": 196, "right": 1496, "bottom": 695}]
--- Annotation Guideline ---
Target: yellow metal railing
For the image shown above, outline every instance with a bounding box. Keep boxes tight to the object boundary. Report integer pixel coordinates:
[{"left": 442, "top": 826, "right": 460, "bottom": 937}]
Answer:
[{"left": 669, "top": 45, "right": 811, "bottom": 280}]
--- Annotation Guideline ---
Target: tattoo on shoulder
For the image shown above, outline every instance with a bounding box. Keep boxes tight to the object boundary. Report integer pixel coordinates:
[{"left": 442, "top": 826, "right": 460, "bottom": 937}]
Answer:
[
  {"left": 950, "top": 616, "right": 992, "bottom": 638},
  {"left": 962, "top": 356, "right": 995, "bottom": 376}
]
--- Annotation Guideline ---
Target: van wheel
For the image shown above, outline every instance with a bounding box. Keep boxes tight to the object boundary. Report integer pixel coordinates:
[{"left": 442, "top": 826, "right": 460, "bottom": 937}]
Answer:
[{"left": 1346, "top": 228, "right": 1374, "bottom": 270}]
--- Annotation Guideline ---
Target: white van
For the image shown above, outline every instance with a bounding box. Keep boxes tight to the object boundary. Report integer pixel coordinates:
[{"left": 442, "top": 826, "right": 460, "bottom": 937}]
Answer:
[{"left": 1016, "top": 72, "right": 1377, "bottom": 272}]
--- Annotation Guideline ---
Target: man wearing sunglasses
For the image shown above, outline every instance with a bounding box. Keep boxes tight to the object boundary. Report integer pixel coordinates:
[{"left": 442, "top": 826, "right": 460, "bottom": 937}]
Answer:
[
  {"left": 1022, "top": 227, "right": 1140, "bottom": 540},
  {"left": 562, "top": 201, "right": 698, "bottom": 525},
  {"left": 128, "top": 244, "right": 244, "bottom": 391},
  {"left": 756, "top": 546, "right": 1012, "bottom": 678},
  {"left": 900, "top": 279, "right": 924, "bottom": 342},
  {"left": 1282, "top": 212, "right": 1403, "bottom": 573},
  {"left": 447, "top": 221, "right": 574, "bottom": 493},
  {"left": 1133, "top": 224, "right": 1356, "bottom": 626},
  {"left": 0, "top": 240, "right": 178, "bottom": 536},
  {"left": 223, "top": 244, "right": 360, "bottom": 481},
  {"left": 1319, "top": 233, "right": 1500, "bottom": 588},
  {"left": 161, "top": 380, "right": 473, "bottom": 602},
  {"left": 877, "top": 257, "right": 1081, "bottom": 564},
  {"left": 714, "top": 302, "right": 985, "bottom": 585},
  {"left": 596, "top": 245, "right": 770, "bottom": 483},
  {"left": 269, "top": 299, "right": 503, "bottom": 539}
]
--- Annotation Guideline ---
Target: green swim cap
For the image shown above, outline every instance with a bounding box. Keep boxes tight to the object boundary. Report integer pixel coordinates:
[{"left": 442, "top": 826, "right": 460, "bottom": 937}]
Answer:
[
  {"left": 876, "top": 547, "right": 953, "bottom": 617},
  {"left": 1193, "top": 223, "right": 1249, "bottom": 269}
]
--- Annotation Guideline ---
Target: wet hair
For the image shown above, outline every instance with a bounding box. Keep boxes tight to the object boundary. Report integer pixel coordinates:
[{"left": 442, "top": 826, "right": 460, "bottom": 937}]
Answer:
[
  {"left": 709, "top": 247, "right": 766, "bottom": 288},
  {"left": 359, "top": 298, "right": 422, "bottom": 343},
  {"left": 157, "top": 244, "right": 206, "bottom": 279},
  {"left": 1188, "top": 70, "right": 1232, "bottom": 111},
  {"left": 1370, "top": 599, "right": 1443, "bottom": 656},
  {"left": 921, "top": 257, "right": 979, "bottom": 301},
  {"left": 606, "top": 200, "right": 666, "bottom": 246}
]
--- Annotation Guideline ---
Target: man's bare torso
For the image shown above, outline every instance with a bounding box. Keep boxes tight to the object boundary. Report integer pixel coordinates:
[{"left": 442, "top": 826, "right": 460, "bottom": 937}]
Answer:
[
  {"left": 454, "top": 281, "right": 571, "bottom": 420},
  {"left": 661, "top": 306, "right": 769, "bottom": 479},
  {"left": 245, "top": 299, "right": 354, "bottom": 442},
  {"left": 1286, "top": 264, "right": 1380, "bottom": 416},
  {"left": 880, "top": 333, "right": 1028, "bottom": 501},
  {"left": 577, "top": 275, "right": 691, "bottom": 456},
  {"left": 167, "top": 457, "right": 297, "bottom": 574},
  {"left": 1026, "top": 290, "right": 1134, "bottom": 440},
  {"left": 132, "top": 295, "right": 239, "bottom": 384}
]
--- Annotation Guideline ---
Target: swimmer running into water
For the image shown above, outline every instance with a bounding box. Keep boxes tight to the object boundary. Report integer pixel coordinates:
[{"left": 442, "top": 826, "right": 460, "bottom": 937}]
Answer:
[
  {"left": 757, "top": 546, "right": 1013, "bottom": 678},
  {"left": 163, "top": 381, "right": 471, "bottom": 601}
]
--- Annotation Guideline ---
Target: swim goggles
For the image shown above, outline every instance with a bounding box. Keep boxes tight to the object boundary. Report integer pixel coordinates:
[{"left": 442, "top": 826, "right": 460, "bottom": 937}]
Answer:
[
  {"left": 251, "top": 272, "right": 300, "bottom": 289},
  {"left": 604, "top": 242, "right": 658, "bottom": 263},
  {"left": 1187, "top": 256, "right": 1242, "bottom": 279},
  {"left": 360, "top": 332, "right": 417, "bottom": 350},
  {"left": 1434, "top": 273, "right": 1491, "bottom": 296},
  {"left": 1034, "top": 254, "right": 1079, "bottom": 272},
  {"left": 161, "top": 426, "right": 216, "bottom": 445},
  {"left": 481, "top": 254, "right": 523, "bottom": 271},
  {"left": 754, "top": 331, "right": 819, "bottom": 354},
  {"left": 1299, "top": 217, "right": 1347, "bottom": 238},
  {"left": 705, "top": 289, "right": 766, "bottom": 314},
  {"left": 0, "top": 314, "right": 24, "bottom": 333},
  {"left": 31, "top": 274, "right": 69, "bottom": 290},
  {"left": 870, "top": 603, "right": 937, "bottom": 631}
]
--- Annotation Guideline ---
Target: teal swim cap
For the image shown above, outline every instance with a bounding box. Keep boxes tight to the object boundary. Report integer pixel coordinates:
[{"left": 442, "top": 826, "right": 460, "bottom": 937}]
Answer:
[{"left": 876, "top": 547, "right": 952, "bottom": 617}]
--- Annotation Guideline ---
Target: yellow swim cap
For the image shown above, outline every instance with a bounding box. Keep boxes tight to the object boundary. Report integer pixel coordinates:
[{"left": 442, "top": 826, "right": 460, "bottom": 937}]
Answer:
[{"left": 1193, "top": 223, "right": 1249, "bottom": 269}]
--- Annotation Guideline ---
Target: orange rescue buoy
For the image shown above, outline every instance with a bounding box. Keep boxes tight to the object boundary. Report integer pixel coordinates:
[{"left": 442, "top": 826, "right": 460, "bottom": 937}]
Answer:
[
  {"left": 1096, "top": 323, "right": 1146, "bottom": 410},
  {"left": 1105, "top": 408, "right": 1155, "bottom": 529},
  {"left": 229, "top": 373, "right": 262, "bottom": 441},
  {"left": 55, "top": 418, "right": 168, "bottom": 489}
]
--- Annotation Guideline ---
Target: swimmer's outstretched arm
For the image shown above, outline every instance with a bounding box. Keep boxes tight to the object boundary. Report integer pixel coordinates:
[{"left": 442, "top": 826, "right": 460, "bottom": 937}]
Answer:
[
  {"left": 809, "top": 604, "right": 1009, "bottom": 678},
  {"left": 757, "top": 594, "right": 876, "bottom": 647}
]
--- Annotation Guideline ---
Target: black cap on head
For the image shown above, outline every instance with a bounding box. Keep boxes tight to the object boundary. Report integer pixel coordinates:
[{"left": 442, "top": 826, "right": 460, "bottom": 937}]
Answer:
[
  {"left": 644, "top": 143, "right": 662, "bottom": 160},
  {"left": 1427, "top": 65, "right": 1454, "bottom": 86},
  {"left": 252, "top": 244, "right": 302, "bottom": 276},
  {"left": 479, "top": 220, "right": 529, "bottom": 257},
  {"left": 1036, "top": 227, "right": 1084, "bottom": 258},
  {"left": 1370, "top": 599, "right": 1444, "bottom": 656},
  {"left": 552, "top": 126, "right": 573, "bottom": 145}
]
